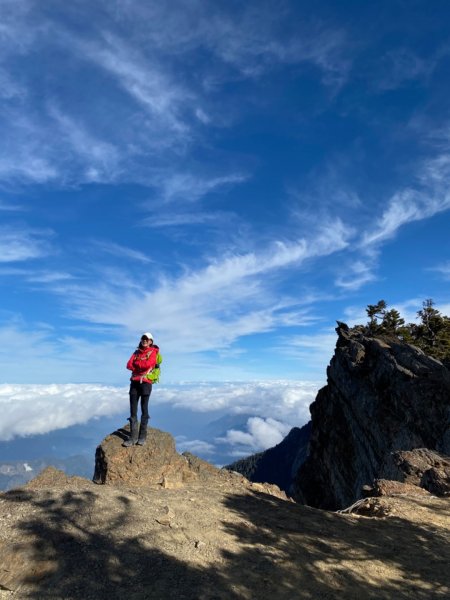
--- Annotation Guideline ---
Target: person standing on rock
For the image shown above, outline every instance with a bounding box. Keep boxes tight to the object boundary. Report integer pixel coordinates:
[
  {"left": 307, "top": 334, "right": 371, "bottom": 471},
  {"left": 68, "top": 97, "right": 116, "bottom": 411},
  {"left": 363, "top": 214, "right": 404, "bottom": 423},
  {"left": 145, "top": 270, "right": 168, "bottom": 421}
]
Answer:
[{"left": 123, "top": 332, "right": 162, "bottom": 447}]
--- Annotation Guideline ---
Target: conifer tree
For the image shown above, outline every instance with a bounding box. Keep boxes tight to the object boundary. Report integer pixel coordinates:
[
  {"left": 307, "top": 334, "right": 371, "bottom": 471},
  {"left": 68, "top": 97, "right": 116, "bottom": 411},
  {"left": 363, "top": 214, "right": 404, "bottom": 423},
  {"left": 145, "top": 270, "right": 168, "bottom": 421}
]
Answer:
[
  {"left": 381, "top": 308, "right": 405, "bottom": 334},
  {"left": 366, "top": 300, "right": 387, "bottom": 333}
]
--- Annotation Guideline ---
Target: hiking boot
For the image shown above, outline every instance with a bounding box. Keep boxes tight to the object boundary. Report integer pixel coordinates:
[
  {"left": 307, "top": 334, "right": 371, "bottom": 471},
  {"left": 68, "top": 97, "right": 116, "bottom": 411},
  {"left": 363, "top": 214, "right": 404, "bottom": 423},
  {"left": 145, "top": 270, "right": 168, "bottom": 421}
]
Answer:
[
  {"left": 136, "top": 421, "right": 148, "bottom": 446},
  {"left": 122, "top": 418, "right": 138, "bottom": 447}
]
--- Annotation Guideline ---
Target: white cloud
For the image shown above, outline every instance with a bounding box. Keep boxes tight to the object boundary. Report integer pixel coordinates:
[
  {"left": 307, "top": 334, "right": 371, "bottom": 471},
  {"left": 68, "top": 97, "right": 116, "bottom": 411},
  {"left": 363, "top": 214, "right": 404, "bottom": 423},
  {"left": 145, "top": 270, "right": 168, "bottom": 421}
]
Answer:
[
  {"left": 155, "top": 381, "right": 318, "bottom": 425},
  {"left": 154, "top": 172, "right": 248, "bottom": 204},
  {"left": 0, "top": 227, "right": 52, "bottom": 262},
  {"left": 175, "top": 437, "right": 215, "bottom": 455},
  {"left": 335, "top": 259, "right": 377, "bottom": 290},
  {"left": 0, "top": 199, "right": 24, "bottom": 211},
  {"left": 144, "top": 210, "right": 232, "bottom": 228},
  {"left": 53, "top": 221, "right": 350, "bottom": 352},
  {"left": 49, "top": 106, "right": 121, "bottom": 182},
  {"left": 277, "top": 331, "right": 337, "bottom": 372},
  {"left": 0, "top": 380, "right": 318, "bottom": 442},
  {"left": 431, "top": 261, "right": 450, "bottom": 280},
  {"left": 361, "top": 189, "right": 428, "bottom": 246},
  {"left": 0, "top": 319, "right": 131, "bottom": 384},
  {"left": 77, "top": 31, "right": 191, "bottom": 135},
  {"left": 92, "top": 240, "right": 153, "bottom": 264},
  {"left": 362, "top": 141, "right": 450, "bottom": 248},
  {"left": 0, "top": 1, "right": 352, "bottom": 189},
  {"left": 221, "top": 417, "right": 292, "bottom": 453},
  {"left": 0, "top": 383, "right": 127, "bottom": 441},
  {"left": 0, "top": 267, "right": 73, "bottom": 283}
]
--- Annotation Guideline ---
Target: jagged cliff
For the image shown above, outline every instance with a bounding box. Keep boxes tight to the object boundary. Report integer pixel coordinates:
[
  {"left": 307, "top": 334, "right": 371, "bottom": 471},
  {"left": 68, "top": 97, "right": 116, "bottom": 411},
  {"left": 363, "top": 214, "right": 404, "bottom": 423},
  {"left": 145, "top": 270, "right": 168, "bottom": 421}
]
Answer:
[{"left": 293, "top": 323, "right": 450, "bottom": 510}]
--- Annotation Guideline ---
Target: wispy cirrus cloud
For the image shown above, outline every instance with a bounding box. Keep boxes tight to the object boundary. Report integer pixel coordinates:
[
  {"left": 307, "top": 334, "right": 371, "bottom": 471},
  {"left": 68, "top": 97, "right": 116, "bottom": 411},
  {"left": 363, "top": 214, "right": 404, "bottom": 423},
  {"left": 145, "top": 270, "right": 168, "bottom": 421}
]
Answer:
[
  {"left": 430, "top": 261, "right": 450, "bottom": 280},
  {"left": 91, "top": 241, "right": 153, "bottom": 264},
  {"left": 144, "top": 210, "right": 232, "bottom": 228},
  {"left": 0, "top": 199, "right": 24, "bottom": 211},
  {"left": 0, "top": 0, "right": 352, "bottom": 190},
  {"left": 361, "top": 128, "right": 450, "bottom": 248},
  {"left": 75, "top": 31, "right": 191, "bottom": 136},
  {"left": 373, "top": 47, "right": 439, "bottom": 92},
  {"left": 50, "top": 221, "right": 350, "bottom": 353},
  {"left": 0, "top": 227, "right": 53, "bottom": 262},
  {"left": 49, "top": 106, "right": 122, "bottom": 183},
  {"left": 360, "top": 188, "right": 448, "bottom": 247},
  {"left": 0, "top": 267, "right": 74, "bottom": 285},
  {"left": 152, "top": 172, "right": 249, "bottom": 204},
  {"left": 277, "top": 330, "right": 337, "bottom": 373},
  {"left": 335, "top": 258, "right": 377, "bottom": 290},
  {"left": 331, "top": 134, "right": 450, "bottom": 290}
]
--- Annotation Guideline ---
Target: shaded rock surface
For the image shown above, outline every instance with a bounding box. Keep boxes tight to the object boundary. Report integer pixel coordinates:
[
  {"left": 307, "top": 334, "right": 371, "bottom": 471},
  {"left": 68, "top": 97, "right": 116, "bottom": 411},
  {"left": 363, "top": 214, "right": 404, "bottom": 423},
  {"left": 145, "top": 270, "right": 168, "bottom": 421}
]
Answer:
[
  {"left": 1, "top": 467, "right": 449, "bottom": 599},
  {"left": 225, "top": 422, "right": 311, "bottom": 494},
  {"left": 381, "top": 448, "right": 450, "bottom": 496},
  {"left": 293, "top": 323, "right": 450, "bottom": 510}
]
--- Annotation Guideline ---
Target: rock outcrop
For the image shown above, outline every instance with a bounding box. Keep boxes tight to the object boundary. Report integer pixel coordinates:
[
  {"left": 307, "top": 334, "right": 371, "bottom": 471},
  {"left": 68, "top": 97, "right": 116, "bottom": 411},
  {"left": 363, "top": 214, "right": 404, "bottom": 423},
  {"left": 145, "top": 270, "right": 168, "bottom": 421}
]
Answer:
[
  {"left": 381, "top": 448, "right": 450, "bottom": 496},
  {"left": 293, "top": 323, "right": 450, "bottom": 510},
  {"left": 93, "top": 424, "right": 289, "bottom": 501},
  {"left": 225, "top": 422, "right": 311, "bottom": 494},
  {"left": 94, "top": 424, "right": 218, "bottom": 488}
]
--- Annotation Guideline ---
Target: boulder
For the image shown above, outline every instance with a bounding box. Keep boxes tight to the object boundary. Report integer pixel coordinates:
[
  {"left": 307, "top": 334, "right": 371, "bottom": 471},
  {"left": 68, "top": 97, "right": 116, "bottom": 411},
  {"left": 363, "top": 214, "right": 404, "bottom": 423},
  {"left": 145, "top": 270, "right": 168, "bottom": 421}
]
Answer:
[{"left": 93, "top": 424, "right": 216, "bottom": 488}]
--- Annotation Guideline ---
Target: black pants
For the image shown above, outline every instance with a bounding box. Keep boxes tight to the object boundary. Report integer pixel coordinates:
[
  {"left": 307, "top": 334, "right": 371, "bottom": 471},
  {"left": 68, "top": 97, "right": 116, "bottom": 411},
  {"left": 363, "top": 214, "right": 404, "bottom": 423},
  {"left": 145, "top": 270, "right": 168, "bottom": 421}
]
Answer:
[{"left": 129, "top": 381, "right": 152, "bottom": 423}]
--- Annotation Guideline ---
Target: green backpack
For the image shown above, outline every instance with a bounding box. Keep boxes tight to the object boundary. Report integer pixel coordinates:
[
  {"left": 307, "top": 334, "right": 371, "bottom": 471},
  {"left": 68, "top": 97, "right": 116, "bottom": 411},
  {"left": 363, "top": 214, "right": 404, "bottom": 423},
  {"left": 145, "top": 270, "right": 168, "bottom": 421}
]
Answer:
[{"left": 145, "top": 351, "right": 163, "bottom": 384}]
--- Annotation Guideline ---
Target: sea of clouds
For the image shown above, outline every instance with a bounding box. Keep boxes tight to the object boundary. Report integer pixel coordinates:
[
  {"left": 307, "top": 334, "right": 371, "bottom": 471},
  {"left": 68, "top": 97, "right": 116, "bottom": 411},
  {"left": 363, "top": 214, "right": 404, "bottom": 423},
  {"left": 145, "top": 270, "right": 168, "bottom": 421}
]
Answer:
[{"left": 0, "top": 380, "right": 321, "bottom": 456}]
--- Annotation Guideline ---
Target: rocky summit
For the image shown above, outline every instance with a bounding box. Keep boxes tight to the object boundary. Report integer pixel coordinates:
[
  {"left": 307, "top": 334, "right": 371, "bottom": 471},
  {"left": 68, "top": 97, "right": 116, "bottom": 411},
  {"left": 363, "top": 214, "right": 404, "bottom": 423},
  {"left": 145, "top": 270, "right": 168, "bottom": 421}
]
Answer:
[
  {"left": 293, "top": 323, "right": 450, "bottom": 510},
  {"left": 1, "top": 455, "right": 450, "bottom": 598}
]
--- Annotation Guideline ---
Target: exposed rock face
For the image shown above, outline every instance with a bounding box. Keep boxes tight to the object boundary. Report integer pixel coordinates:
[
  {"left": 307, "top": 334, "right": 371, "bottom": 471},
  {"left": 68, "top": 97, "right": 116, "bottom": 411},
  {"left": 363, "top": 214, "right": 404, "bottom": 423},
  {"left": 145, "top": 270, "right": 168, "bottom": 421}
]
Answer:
[
  {"left": 93, "top": 424, "right": 216, "bottom": 488},
  {"left": 293, "top": 323, "right": 450, "bottom": 510},
  {"left": 225, "top": 423, "right": 311, "bottom": 494},
  {"left": 382, "top": 448, "right": 450, "bottom": 496},
  {"left": 93, "top": 424, "right": 289, "bottom": 501}
]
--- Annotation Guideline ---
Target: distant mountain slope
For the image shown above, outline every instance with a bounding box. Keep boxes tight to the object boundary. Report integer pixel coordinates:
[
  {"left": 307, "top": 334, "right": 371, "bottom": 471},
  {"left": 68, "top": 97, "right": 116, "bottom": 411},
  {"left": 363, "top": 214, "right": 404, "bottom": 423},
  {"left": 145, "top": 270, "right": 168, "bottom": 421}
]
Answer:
[{"left": 225, "top": 421, "right": 311, "bottom": 493}]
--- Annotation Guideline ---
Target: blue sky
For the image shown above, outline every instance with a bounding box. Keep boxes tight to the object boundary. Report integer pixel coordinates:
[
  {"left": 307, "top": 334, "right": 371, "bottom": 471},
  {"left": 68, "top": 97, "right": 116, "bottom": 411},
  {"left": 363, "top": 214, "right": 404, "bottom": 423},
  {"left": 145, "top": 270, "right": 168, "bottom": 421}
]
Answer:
[{"left": 1, "top": 0, "right": 450, "bottom": 396}]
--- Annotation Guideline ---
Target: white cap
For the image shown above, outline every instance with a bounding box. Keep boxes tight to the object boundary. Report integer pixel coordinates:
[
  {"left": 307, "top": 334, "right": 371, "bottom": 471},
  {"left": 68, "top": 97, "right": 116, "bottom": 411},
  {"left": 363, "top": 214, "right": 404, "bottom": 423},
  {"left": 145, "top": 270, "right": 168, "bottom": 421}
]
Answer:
[{"left": 141, "top": 332, "right": 153, "bottom": 340}]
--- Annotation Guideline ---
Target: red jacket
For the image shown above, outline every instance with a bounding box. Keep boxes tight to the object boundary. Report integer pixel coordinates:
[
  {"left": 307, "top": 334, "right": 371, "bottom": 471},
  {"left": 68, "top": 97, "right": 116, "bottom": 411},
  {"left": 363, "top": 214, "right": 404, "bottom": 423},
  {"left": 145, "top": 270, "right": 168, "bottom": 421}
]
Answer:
[{"left": 126, "top": 345, "right": 159, "bottom": 382}]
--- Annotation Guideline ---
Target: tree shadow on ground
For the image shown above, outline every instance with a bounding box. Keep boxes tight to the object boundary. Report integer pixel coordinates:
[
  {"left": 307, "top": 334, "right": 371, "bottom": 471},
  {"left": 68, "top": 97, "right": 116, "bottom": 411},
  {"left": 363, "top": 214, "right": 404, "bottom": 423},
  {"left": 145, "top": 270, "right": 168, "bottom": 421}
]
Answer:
[
  {"left": 3, "top": 488, "right": 238, "bottom": 600},
  {"left": 2, "top": 487, "right": 449, "bottom": 600},
  {"left": 219, "top": 491, "right": 450, "bottom": 600}
]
